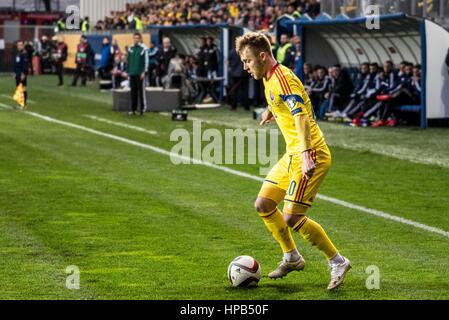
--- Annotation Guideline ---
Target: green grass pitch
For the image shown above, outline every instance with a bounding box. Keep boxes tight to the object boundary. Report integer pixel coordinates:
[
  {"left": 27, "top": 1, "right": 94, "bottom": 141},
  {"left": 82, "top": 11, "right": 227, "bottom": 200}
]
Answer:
[{"left": 0, "top": 75, "right": 448, "bottom": 299}]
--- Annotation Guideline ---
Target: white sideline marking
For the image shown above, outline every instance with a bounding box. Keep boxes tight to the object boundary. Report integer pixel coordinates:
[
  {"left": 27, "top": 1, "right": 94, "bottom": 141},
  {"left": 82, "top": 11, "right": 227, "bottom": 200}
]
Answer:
[
  {"left": 83, "top": 114, "right": 158, "bottom": 135},
  {"left": 1, "top": 101, "right": 448, "bottom": 239},
  {"left": 0, "top": 94, "right": 36, "bottom": 104}
]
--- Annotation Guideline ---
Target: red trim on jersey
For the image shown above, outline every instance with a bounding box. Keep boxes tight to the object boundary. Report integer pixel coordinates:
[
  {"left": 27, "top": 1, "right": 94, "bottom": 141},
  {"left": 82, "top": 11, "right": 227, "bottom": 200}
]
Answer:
[
  {"left": 274, "top": 70, "right": 288, "bottom": 94},
  {"left": 275, "top": 69, "right": 291, "bottom": 94},
  {"left": 274, "top": 69, "right": 289, "bottom": 94},
  {"left": 275, "top": 68, "right": 292, "bottom": 94},
  {"left": 266, "top": 63, "right": 280, "bottom": 81}
]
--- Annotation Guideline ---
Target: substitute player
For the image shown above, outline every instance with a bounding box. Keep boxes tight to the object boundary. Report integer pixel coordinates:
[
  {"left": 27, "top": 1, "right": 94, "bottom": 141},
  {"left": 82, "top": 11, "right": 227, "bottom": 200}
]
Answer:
[
  {"left": 14, "top": 40, "right": 29, "bottom": 108},
  {"left": 236, "top": 32, "right": 351, "bottom": 290}
]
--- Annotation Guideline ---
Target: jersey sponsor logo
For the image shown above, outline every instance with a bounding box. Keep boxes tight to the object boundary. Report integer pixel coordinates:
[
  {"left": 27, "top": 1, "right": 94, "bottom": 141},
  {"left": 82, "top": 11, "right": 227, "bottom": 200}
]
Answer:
[{"left": 269, "top": 90, "right": 274, "bottom": 102}]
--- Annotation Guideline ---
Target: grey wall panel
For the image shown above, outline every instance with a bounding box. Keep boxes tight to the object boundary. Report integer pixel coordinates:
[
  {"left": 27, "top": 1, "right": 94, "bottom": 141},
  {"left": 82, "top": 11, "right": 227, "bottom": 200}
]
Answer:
[{"left": 304, "top": 29, "right": 339, "bottom": 67}]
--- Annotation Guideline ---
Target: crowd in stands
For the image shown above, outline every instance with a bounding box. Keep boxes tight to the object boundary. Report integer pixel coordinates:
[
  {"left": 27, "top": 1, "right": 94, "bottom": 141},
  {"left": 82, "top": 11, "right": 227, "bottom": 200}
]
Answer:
[
  {"left": 304, "top": 60, "right": 422, "bottom": 127},
  {"left": 91, "top": 0, "right": 321, "bottom": 32}
]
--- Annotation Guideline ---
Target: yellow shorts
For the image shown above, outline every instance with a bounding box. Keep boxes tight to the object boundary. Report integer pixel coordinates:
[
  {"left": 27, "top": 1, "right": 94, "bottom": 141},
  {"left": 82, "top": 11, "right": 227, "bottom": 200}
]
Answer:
[{"left": 258, "top": 145, "right": 332, "bottom": 215}]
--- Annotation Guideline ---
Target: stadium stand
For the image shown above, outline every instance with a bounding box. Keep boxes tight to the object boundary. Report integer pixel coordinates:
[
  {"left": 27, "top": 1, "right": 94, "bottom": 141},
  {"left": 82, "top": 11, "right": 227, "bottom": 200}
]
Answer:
[{"left": 2, "top": 0, "right": 449, "bottom": 127}]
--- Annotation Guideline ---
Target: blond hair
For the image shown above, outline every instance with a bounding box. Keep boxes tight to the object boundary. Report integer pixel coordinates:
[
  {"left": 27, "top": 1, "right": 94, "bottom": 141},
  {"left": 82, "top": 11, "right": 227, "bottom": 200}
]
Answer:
[{"left": 235, "top": 32, "right": 272, "bottom": 56}]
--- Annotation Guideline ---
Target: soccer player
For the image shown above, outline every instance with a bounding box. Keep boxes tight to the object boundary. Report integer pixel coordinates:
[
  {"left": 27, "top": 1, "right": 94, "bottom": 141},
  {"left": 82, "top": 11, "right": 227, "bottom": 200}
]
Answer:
[
  {"left": 235, "top": 32, "right": 351, "bottom": 290},
  {"left": 13, "top": 40, "right": 29, "bottom": 108}
]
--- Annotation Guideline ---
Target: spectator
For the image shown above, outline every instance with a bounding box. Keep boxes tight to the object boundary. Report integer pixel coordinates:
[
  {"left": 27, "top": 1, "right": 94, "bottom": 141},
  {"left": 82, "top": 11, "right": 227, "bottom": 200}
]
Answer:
[
  {"left": 302, "top": 62, "right": 314, "bottom": 90},
  {"left": 158, "top": 36, "right": 177, "bottom": 80},
  {"left": 320, "top": 64, "right": 353, "bottom": 119},
  {"left": 291, "top": 35, "right": 302, "bottom": 75},
  {"left": 372, "top": 63, "right": 417, "bottom": 127},
  {"left": 127, "top": 32, "right": 148, "bottom": 116},
  {"left": 40, "top": 35, "right": 54, "bottom": 74},
  {"left": 347, "top": 62, "right": 383, "bottom": 126},
  {"left": 92, "top": 1, "right": 323, "bottom": 33},
  {"left": 308, "top": 65, "right": 331, "bottom": 115},
  {"left": 306, "top": 0, "right": 321, "bottom": 18},
  {"left": 81, "top": 16, "right": 90, "bottom": 33},
  {"left": 52, "top": 36, "right": 68, "bottom": 87},
  {"left": 203, "top": 36, "right": 219, "bottom": 78},
  {"left": 24, "top": 41, "right": 35, "bottom": 75},
  {"left": 275, "top": 34, "right": 295, "bottom": 70},
  {"left": 71, "top": 35, "right": 92, "bottom": 87},
  {"left": 148, "top": 41, "right": 160, "bottom": 86},
  {"left": 98, "top": 36, "right": 114, "bottom": 81},
  {"left": 112, "top": 54, "right": 128, "bottom": 89},
  {"left": 227, "top": 47, "right": 250, "bottom": 111},
  {"left": 339, "top": 62, "right": 370, "bottom": 120}
]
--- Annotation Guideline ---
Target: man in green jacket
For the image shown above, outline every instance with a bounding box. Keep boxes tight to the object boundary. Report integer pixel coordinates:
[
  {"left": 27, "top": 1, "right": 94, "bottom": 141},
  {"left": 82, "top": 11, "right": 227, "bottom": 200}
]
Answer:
[{"left": 127, "top": 32, "right": 148, "bottom": 115}]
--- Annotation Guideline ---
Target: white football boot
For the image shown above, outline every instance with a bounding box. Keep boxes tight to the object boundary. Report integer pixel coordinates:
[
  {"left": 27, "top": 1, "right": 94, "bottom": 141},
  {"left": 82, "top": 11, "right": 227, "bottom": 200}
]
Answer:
[
  {"left": 268, "top": 256, "right": 305, "bottom": 279},
  {"left": 327, "top": 256, "right": 352, "bottom": 290}
]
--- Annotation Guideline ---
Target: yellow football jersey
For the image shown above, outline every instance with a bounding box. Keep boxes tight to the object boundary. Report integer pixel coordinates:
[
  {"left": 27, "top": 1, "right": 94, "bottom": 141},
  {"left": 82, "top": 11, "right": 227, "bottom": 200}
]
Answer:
[{"left": 263, "top": 63, "right": 326, "bottom": 154}]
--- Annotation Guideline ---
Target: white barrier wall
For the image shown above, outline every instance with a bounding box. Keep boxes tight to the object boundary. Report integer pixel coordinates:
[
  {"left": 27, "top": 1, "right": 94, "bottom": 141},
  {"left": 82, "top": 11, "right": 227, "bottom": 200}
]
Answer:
[{"left": 425, "top": 20, "right": 449, "bottom": 119}]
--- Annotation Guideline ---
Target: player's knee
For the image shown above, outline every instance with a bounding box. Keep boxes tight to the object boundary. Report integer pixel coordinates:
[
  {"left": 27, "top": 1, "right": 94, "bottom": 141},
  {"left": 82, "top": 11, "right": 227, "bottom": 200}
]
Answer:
[
  {"left": 283, "top": 213, "right": 305, "bottom": 228},
  {"left": 254, "top": 197, "right": 277, "bottom": 214}
]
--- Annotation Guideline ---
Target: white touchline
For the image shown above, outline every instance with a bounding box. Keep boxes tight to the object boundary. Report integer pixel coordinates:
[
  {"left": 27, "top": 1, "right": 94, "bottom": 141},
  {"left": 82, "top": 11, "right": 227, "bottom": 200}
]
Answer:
[
  {"left": 0, "top": 94, "right": 36, "bottom": 104},
  {"left": 83, "top": 114, "right": 158, "bottom": 135},
  {"left": 1, "top": 101, "right": 448, "bottom": 239}
]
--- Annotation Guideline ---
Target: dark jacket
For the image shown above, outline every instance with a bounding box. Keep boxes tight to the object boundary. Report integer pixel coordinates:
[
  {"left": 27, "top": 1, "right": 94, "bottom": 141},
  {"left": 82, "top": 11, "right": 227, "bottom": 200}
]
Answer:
[
  {"left": 158, "top": 46, "right": 177, "bottom": 76},
  {"left": 330, "top": 70, "right": 353, "bottom": 101},
  {"left": 200, "top": 43, "right": 219, "bottom": 73},
  {"left": 228, "top": 49, "right": 245, "bottom": 78},
  {"left": 14, "top": 50, "right": 29, "bottom": 76}
]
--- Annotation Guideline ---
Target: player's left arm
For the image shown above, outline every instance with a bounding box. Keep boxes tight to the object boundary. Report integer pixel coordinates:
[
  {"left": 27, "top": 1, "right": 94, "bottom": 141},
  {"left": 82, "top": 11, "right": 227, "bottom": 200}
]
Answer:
[{"left": 284, "top": 76, "right": 316, "bottom": 180}]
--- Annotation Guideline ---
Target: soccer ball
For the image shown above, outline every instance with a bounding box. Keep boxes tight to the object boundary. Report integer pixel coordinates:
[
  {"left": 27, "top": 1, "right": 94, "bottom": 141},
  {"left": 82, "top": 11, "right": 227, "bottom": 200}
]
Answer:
[{"left": 227, "top": 255, "right": 261, "bottom": 287}]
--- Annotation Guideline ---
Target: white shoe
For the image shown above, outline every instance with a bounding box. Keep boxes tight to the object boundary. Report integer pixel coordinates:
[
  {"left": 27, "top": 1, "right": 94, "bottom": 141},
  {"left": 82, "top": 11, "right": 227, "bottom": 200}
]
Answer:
[
  {"left": 327, "top": 256, "right": 351, "bottom": 290},
  {"left": 268, "top": 256, "right": 305, "bottom": 279}
]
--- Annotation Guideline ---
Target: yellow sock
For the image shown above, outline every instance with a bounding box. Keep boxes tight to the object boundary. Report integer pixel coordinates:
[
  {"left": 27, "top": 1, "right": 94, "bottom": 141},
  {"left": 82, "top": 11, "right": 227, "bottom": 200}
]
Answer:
[
  {"left": 259, "top": 208, "right": 297, "bottom": 253},
  {"left": 292, "top": 216, "right": 337, "bottom": 260}
]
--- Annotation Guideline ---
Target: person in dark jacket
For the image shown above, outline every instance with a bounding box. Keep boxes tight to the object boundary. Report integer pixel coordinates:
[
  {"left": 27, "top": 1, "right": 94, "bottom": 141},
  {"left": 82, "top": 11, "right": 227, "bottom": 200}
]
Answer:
[
  {"left": 71, "top": 35, "right": 92, "bottom": 86},
  {"left": 127, "top": 32, "right": 148, "bottom": 116},
  {"left": 327, "top": 65, "right": 353, "bottom": 111},
  {"left": 308, "top": 65, "right": 330, "bottom": 115},
  {"left": 227, "top": 48, "right": 249, "bottom": 111},
  {"left": 202, "top": 36, "right": 219, "bottom": 78},
  {"left": 52, "top": 36, "right": 68, "bottom": 86},
  {"left": 157, "top": 37, "right": 177, "bottom": 79},
  {"left": 13, "top": 40, "right": 29, "bottom": 107}
]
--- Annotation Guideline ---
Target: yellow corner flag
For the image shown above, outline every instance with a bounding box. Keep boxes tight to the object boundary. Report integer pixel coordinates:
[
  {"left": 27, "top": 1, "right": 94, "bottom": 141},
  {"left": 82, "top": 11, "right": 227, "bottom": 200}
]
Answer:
[{"left": 13, "top": 83, "right": 25, "bottom": 108}]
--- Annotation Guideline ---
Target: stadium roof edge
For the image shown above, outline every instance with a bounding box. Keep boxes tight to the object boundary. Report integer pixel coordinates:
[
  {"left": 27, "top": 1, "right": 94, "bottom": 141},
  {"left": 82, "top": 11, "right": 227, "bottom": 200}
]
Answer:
[{"left": 286, "top": 12, "right": 409, "bottom": 26}]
